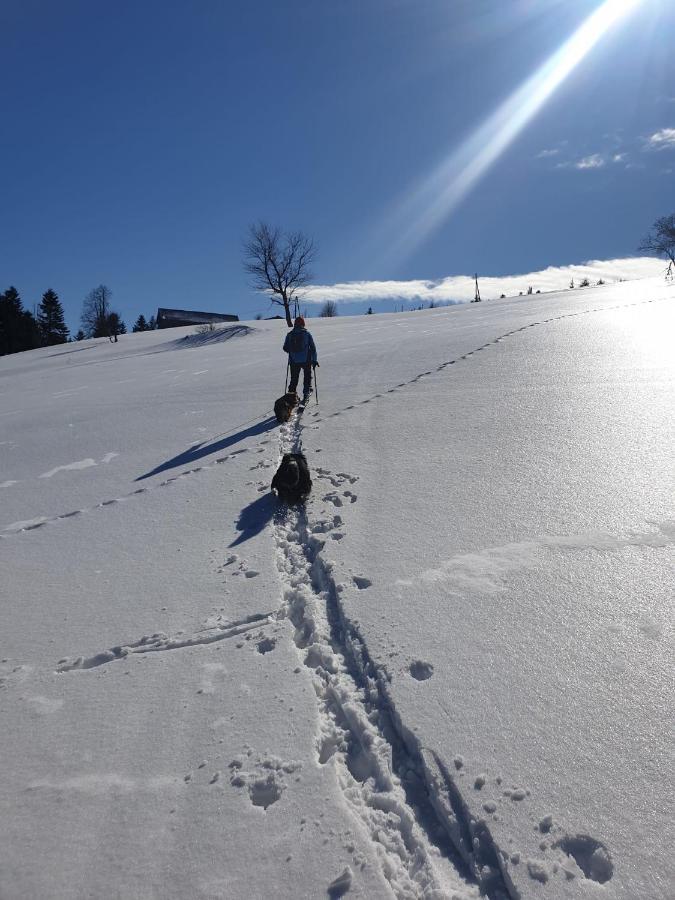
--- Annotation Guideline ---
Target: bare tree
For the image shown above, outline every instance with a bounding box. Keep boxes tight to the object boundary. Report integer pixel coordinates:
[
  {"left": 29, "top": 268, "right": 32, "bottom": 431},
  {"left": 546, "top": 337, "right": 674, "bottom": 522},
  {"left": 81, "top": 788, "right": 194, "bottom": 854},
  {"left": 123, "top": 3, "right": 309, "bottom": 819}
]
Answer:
[
  {"left": 319, "top": 300, "right": 338, "bottom": 317},
  {"left": 81, "top": 284, "right": 113, "bottom": 338},
  {"left": 243, "top": 223, "right": 316, "bottom": 327},
  {"left": 639, "top": 214, "right": 675, "bottom": 266}
]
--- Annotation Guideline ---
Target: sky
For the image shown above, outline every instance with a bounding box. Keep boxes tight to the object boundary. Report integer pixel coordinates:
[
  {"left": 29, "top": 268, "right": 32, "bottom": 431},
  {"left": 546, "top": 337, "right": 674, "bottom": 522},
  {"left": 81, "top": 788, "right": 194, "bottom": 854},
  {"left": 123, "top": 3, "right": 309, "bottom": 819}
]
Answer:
[{"left": 1, "top": 0, "right": 674, "bottom": 330}]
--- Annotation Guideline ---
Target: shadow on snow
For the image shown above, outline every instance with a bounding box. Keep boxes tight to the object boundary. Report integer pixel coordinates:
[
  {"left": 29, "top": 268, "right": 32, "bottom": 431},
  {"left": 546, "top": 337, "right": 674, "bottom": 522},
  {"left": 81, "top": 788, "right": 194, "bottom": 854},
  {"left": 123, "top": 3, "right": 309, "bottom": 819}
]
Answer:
[
  {"left": 228, "top": 492, "right": 280, "bottom": 547},
  {"left": 135, "top": 416, "right": 278, "bottom": 481}
]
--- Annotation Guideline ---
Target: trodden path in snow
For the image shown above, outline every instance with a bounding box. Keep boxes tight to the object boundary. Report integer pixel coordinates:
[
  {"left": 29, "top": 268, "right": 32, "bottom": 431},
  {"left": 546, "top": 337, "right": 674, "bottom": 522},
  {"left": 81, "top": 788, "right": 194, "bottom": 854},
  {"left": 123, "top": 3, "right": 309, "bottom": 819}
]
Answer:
[{"left": 271, "top": 410, "right": 501, "bottom": 899}]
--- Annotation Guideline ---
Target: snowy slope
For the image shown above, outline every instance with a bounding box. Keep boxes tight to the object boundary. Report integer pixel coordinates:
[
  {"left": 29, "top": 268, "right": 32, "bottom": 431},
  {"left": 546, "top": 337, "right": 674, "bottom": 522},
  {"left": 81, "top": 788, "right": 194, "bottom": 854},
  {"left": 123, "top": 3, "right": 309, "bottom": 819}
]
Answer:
[{"left": 1, "top": 278, "right": 673, "bottom": 900}]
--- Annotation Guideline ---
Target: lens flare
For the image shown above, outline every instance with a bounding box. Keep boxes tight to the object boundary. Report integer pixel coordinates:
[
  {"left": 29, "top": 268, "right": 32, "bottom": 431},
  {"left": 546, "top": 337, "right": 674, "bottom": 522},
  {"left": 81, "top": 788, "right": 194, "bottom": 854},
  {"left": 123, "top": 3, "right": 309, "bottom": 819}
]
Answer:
[{"left": 376, "top": 0, "right": 644, "bottom": 267}]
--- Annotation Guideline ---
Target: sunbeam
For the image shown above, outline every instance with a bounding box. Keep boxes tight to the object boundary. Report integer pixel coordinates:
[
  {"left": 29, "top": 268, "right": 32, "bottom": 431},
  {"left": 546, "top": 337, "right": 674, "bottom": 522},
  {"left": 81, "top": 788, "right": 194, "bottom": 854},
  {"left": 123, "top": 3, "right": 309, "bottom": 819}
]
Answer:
[{"left": 375, "top": 0, "right": 646, "bottom": 269}]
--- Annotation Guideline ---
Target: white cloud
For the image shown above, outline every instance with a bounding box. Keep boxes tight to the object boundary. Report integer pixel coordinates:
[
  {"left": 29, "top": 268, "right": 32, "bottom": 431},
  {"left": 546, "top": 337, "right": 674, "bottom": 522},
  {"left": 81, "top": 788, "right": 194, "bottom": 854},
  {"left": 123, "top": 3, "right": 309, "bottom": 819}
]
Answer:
[
  {"left": 612, "top": 153, "right": 626, "bottom": 163},
  {"left": 302, "top": 258, "right": 665, "bottom": 307},
  {"left": 646, "top": 128, "right": 675, "bottom": 149},
  {"left": 575, "top": 154, "right": 605, "bottom": 169},
  {"left": 536, "top": 148, "right": 560, "bottom": 159}
]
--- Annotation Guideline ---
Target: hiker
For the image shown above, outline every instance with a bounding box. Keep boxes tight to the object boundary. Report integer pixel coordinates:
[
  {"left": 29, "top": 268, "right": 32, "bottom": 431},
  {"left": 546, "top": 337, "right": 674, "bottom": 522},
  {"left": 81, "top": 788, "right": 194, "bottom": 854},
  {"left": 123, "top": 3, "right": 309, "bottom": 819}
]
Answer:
[{"left": 283, "top": 316, "right": 318, "bottom": 401}]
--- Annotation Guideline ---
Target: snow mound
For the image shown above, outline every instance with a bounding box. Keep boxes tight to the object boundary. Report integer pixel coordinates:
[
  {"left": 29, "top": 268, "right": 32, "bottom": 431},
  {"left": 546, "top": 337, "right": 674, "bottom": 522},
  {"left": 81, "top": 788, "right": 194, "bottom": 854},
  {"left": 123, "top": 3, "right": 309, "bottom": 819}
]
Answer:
[{"left": 176, "top": 324, "right": 256, "bottom": 347}]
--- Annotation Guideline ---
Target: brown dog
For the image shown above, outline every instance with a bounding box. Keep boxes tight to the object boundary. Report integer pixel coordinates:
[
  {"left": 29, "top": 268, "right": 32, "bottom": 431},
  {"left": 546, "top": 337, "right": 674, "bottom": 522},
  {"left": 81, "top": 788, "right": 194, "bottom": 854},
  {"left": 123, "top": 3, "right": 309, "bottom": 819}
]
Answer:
[{"left": 274, "top": 391, "right": 299, "bottom": 423}]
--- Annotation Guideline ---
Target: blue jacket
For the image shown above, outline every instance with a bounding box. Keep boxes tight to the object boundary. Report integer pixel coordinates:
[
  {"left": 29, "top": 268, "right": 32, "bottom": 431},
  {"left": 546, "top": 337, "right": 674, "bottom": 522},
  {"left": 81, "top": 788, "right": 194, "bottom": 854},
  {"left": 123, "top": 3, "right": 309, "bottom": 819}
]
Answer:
[{"left": 283, "top": 326, "right": 317, "bottom": 365}]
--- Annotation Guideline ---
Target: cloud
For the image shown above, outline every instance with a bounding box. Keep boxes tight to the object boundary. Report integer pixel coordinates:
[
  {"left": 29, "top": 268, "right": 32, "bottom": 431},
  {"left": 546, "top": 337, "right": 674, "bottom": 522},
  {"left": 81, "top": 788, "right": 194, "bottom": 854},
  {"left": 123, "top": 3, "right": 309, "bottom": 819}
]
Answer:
[
  {"left": 611, "top": 153, "right": 626, "bottom": 163},
  {"left": 575, "top": 153, "right": 605, "bottom": 169},
  {"left": 646, "top": 128, "right": 675, "bottom": 149},
  {"left": 536, "top": 148, "right": 560, "bottom": 159},
  {"left": 302, "top": 258, "right": 665, "bottom": 307}
]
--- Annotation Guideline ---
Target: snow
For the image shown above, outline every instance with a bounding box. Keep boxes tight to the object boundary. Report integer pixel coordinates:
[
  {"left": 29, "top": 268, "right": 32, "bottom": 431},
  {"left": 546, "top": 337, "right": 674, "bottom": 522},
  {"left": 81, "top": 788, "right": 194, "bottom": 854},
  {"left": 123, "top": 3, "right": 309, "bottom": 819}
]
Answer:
[{"left": 1, "top": 277, "right": 673, "bottom": 899}]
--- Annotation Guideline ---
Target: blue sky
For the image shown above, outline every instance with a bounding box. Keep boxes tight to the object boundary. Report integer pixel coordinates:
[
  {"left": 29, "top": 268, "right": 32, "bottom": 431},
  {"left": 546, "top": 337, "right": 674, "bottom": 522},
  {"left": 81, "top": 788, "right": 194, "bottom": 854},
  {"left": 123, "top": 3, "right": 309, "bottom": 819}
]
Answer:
[{"left": 2, "top": 0, "right": 674, "bottom": 329}]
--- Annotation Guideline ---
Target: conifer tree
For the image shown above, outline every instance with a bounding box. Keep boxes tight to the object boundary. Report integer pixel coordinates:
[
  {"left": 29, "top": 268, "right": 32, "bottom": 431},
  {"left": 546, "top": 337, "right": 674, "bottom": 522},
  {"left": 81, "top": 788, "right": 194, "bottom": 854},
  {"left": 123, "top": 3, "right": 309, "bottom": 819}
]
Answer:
[
  {"left": 133, "top": 314, "right": 148, "bottom": 332},
  {"left": 148, "top": 315, "right": 157, "bottom": 330},
  {"left": 106, "top": 312, "right": 126, "bottom": 341},
  {"left": 0, "top": 287, "right": 41, "bottom": 355},
  {"left": 37, "top": 289, "right": 69, "bottom": 345}
]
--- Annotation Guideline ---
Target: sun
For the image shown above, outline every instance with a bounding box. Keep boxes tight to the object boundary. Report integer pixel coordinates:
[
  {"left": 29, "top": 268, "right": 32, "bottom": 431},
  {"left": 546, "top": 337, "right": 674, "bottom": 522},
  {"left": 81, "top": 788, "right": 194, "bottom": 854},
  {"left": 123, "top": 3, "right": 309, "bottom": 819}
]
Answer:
[{"left": 377, "top": 0, "right": 647, "bottom": 268}]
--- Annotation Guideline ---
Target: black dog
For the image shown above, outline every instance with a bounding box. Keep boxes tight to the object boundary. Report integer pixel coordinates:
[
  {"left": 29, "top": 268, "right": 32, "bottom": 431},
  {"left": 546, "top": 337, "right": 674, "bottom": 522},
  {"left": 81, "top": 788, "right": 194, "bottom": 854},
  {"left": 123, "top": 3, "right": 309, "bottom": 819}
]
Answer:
[
  {"left": 274, "top": 391, "right": 299, "bottom": 423},
  {"left": 271, "top": 453, "right": 312, "bottom": 503}
]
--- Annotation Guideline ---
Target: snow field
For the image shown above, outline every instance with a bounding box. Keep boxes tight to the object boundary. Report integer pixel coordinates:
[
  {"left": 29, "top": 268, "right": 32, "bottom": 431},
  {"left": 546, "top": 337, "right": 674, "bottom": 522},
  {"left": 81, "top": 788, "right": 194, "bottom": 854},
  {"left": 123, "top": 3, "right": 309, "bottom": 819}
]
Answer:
[{"left": 1, "top": 277, "right": 673, "bottom": 899}]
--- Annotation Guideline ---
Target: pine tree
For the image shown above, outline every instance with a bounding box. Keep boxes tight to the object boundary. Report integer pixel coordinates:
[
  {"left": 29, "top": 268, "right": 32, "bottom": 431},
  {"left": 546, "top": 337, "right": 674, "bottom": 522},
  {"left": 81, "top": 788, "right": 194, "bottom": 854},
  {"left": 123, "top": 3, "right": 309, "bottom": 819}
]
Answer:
[
  {"left": 0, "top": 287, "right": 21, "bottom": 355},
  {"left": 37, "top": 289, "right": 69, "bottom": 346},
  {"left": 106, "top": 312, "right": 126, "bottom": 341},
  {"left": 75, "top": 329, "right": 85, "bottom": 341},
  {"left": 0, "top": 287, "right": 40, "bottom": 355},
  {"left": 133, "top": 314, "right": 148, "bottom": 332},
  {"left": 148, "top": 315, "right": 157, "bottom": 330}
]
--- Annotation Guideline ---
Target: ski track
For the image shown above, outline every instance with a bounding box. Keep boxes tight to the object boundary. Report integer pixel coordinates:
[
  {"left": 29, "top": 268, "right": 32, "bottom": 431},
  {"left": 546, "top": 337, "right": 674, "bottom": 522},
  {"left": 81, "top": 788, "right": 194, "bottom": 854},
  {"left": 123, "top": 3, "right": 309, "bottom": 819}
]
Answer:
[{"left": 2, "top": 295, "right": 664, "bottom": 542}]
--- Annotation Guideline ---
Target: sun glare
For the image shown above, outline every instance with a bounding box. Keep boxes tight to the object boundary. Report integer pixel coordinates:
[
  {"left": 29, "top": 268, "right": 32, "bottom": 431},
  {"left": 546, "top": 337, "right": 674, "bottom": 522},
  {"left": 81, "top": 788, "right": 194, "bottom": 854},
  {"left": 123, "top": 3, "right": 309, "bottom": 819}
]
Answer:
[{"left": 376, "top": 0, "right": 645, "bottom": 268}]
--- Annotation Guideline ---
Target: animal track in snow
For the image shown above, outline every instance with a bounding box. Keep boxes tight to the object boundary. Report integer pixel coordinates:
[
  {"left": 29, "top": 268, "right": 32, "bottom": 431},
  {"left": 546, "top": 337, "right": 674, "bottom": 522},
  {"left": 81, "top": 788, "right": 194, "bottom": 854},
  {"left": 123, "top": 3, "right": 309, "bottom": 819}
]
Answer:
[
  {"left": 323, "top": 492, "right": 343, "bottom": 507},
  {"left": 328, "top": 867, "right": 353, "bottom": 898},
  {"left": 256, "top": 637, "right": 276, "bottom": 654},
  {"left": 409, "top": 660, "right": 434, "bottom": 681},
  {"left": 315, "top": 468, "right": 359, "bottom": 488},
  {"left": 352, "top": 576, "right": 372, "bottom": 590},
  {"left": 228, "top": 753, "right": 301, "bottom": 810},
  {"left": 1, "top": 437, "right": 269, "bottom": 539},
  {"left": 311, "top": 514, "right": 343, "bottom": 534},
  {"left": 554, "top": 834, "right": 613, "bottom": 884}
]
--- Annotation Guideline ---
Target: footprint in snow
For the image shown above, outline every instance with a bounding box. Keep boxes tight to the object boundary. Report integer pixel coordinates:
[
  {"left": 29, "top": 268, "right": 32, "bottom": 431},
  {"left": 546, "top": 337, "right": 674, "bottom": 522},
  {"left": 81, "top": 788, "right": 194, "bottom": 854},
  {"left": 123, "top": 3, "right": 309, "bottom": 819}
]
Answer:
[
  {"left": 352, "top": 576, "right": 371, "bottom": 590},
  {"left": 256, "top": 637, "right": 276, "bottom": 654},
  {"left": 228, "top": 754, "right": 301, "bottom": 810},
  {"left": 328, "top": 867, "right": 353, "bottom": 898},
  {"left": 409, "top": 660, "right": 434, "bottom": 681},
  {"left": 554, "top": 834, "right": 613, "bottom": 884}
]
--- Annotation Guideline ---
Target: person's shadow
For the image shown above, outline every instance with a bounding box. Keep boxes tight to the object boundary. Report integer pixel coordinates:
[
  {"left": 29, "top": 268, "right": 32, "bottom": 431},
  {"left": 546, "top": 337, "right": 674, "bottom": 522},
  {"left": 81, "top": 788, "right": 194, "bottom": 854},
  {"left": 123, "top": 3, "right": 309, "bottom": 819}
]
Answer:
[{"left": 136, "top": 416, "right": 278, "bottom": 481}]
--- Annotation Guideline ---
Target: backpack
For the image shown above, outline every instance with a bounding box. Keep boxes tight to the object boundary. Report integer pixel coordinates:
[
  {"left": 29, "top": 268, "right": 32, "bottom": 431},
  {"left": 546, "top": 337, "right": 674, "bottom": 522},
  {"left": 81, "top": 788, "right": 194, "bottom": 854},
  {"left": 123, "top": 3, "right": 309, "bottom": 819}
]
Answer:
[
  {"left": 271, "top": 453, "right": 312, "bottom": 503},
  {"left": 287, "top": 329, "right": 306, "bottom": 356}
]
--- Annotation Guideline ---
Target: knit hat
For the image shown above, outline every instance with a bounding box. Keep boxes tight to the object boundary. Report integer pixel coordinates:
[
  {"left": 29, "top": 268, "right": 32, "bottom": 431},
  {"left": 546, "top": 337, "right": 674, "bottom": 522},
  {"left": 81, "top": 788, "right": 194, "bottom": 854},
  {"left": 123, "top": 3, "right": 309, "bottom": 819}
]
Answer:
[{"left": 294, "top": 316, "right": 305, "bottom": 327}]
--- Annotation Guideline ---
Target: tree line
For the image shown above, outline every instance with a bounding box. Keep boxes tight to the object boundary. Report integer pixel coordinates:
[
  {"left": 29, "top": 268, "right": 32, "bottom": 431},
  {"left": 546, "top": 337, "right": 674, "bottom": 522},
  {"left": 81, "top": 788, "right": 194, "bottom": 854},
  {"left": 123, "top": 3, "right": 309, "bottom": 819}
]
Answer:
[
  {"left": 0, "top": 287, "right": 69, "bottom": 355},
  {"left": 0, "top": 283, "right": 158, "bottom": 356}
]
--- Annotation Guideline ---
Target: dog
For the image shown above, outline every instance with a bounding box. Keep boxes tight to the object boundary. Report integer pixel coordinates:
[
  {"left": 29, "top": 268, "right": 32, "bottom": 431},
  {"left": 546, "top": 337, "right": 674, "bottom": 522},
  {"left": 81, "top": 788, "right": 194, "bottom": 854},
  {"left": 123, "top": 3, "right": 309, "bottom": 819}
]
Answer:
[
  {"left": 274, "top": 391, "right": 299, "bottom": 423},
  {"left": 271, "top": 453, "right": 312, "bottom": 504}
]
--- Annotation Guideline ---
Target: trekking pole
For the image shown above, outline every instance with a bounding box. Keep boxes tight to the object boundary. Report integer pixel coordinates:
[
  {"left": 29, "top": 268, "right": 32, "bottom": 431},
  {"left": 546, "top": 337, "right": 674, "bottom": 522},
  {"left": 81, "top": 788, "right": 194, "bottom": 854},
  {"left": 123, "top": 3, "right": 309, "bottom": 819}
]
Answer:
[
  {"left": 313, "top": 363, "right": 319, "bottom": 404},
  {"left": 284, "top": 358, "right": 289, "bottom": 393}
]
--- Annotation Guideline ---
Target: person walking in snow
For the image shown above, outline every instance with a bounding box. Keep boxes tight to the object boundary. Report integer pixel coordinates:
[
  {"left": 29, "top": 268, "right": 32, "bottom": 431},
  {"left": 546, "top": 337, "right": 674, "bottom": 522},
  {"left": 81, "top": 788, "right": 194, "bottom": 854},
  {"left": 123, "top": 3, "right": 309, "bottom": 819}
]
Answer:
[{"left": 283, "top": 316, "right": 318, "bottom": 401}]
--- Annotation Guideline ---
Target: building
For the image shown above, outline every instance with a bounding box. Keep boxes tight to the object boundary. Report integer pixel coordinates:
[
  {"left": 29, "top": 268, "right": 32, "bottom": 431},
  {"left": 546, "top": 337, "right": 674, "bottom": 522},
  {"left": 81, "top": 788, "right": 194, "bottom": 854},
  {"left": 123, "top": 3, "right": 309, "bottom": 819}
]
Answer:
[{"left": 156, "top": 308, "right": 239, "bottom": 329}]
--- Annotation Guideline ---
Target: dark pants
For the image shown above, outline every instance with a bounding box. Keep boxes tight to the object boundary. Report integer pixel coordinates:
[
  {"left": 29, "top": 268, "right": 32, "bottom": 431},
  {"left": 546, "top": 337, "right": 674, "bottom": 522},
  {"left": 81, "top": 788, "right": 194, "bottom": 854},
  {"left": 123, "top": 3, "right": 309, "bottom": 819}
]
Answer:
[{"left": 289, "top": 362, "right": 312, "bottom": 395}]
